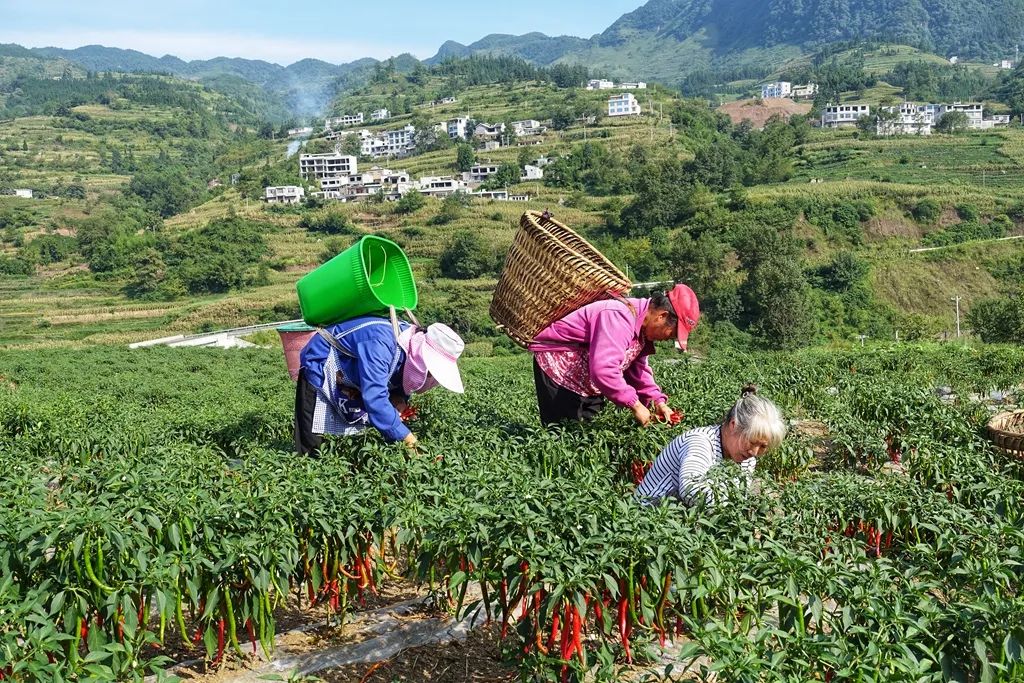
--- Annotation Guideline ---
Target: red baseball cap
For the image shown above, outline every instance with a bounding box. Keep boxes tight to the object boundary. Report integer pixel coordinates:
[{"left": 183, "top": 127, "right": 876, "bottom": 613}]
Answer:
[{"left": 667, "top": 284, "right": 700, "bottom": 351}]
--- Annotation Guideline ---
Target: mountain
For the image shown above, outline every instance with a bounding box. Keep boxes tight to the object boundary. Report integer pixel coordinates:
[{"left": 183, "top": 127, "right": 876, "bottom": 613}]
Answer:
[
  {"left": 0, "top": 44, "right": 85, "bottom": 88},
  {"left": 424, "top": 32, "right": 589, "bottom": 66},
  {"left": 427, "top": 0, "right": 1024, "bottom": 84},
  {"left": 24, "top": 45, "right": 402, "bottom": 118}
]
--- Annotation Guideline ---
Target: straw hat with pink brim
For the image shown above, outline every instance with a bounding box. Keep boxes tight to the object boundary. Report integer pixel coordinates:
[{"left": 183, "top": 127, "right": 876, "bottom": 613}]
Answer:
[{"left": 420, "top": 323, "right": 465, "bottom": 393}]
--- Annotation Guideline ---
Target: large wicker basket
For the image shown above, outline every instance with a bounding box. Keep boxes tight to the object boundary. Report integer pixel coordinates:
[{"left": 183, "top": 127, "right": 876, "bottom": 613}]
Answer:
[
  {"left": 490, "top": 211, "right": 631, "bottom": 348},
  {"left": 987, "top": 409, "right": 1024, "bottom": 460}
]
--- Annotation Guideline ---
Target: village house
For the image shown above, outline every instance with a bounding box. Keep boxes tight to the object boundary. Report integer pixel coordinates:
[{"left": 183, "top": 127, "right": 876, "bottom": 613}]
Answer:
[
  {"left": 469, "top": 162, "right": 501, "bottom": 182},
  {"left": 607, "top": 93, "right": 642, "bottom": 117},
  {"left": 473, "top": 122, "right": 505, "bottom": 139},
  {"left": 877, "top": 103, "right": 933, "bottom": 136},
  {"left": 482, "top": 140, "right": 501, "bottom": 151},
  {"left": 521, "top": 164, "right": 544, "bottom": 181},
  {"left": 324, "top": 113, "right": 364, "bottom": 130},
  {"left": 761, "top": 82, "right": 792, "bottom": 99},
  {"left": 512, "top": 119, "right": 545, "bottom": 136},
  {"left": 619, "top": 82, "right": 647, "bottom": 90},
  {"left": 821, "top": 104, "right": 871, "bottom": 128},
  {"left": 13, "top": 189, "right": 33, "bottom": 199},
  {"left": 937, "top": 102, "right": 983, "bottom": 128},
  {"left": 447, "top": 117, "right": 470, "bottom": 140},
  {"left": 586, "top": 79, "right": 614, "bottom": 90},
  {"left": 299, "top": 153, "right": 357, "bottom": 181},
  {"left": 264, "top": 186, "right": 305, "bottom": 204},
  {"left": 416, "top": 175, "right": 468, "bottom": 197},
  {"left": 370, "top": 108, "right": 390, "bottom": 121},
  {"left": 790, "top": 83, "right": 818, "bottom": 99}
]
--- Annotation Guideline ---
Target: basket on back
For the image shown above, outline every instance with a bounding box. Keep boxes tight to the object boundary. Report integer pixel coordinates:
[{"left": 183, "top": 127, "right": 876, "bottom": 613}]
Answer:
[
  {"left": 490, "top": 210, "right": 631, "bottom": 348},
  {"left": 987, "top": 409, "right": 1024, "bottom": 461}
]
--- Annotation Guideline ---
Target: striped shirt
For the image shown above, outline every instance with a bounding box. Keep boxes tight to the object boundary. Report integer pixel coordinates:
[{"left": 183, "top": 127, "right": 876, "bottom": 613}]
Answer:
[{"left": 635, "top": 425, "right": 756, "bottom": 507}]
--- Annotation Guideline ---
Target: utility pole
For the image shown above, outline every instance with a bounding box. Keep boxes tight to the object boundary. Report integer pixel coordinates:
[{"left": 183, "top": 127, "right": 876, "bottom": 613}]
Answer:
[
  {"left": 951, "top": 295, "right": 962, "bottom": 338},
  {"left": 857, "top": 334, "right": 867, "bottom": 347}
]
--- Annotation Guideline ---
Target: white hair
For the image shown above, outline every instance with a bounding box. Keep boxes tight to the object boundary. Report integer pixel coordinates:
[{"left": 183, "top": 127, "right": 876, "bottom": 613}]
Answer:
[{"left": 725, "top": 386, "right": 787, "bottom": 449}]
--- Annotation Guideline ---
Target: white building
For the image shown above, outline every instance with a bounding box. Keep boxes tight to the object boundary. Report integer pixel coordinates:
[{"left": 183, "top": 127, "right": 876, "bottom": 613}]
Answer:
[
  {"left": 949, "top": 56, "right": 959, "bottom": 65},
  {"left": 417, "top": 175, "right": 468, "bottom": 197},
  {"left": 619, "top": 82, "right": 647, "bottom": 90},
  {"left": 877, "top": 104, "right": 933, "bottom": 136},
  {"left": 607, "top": 93, "right": 642, "bottom": 117},
  {"left": 761, "top": 81, "right": 792, "bottom": 99},
  {"left": 299, "top": 153, "right": 357, "bottom": 180},
  {"left": 13, "top": 188, "right": 33, "bottom": 199},
  {"left": 265, "top": 186, "right": 305, "bottom": 204},
  {"left": 999, "top": 60, "right": 1014, "bottom": 69},
  {"left": 821, "top": 104, "right": 871, "bottom": 128},
  {"left": 791, "top": 83, "right": 818, "bottom": 99},
  {"left": 287, "top": 126, "right": 313, "bottom": 137},
  {"left": 586, "top": 79, "right": 614, "bottom": 90},
  {"left": 521, "top": 164, "right": 544, "bottom": 181},
  {"left": 512, "top": 119, "right": 545, "bottom": 136},
  {"left": 324, "top": 113, "right": 364, "bottom": 130},
  {"left": 469, "top": 162, "right": 501, "bottom": 182},
  {"left": 370, "top": 108, "right": 390, "bottom": 121},
  {"left": 482, "top": 140, "right": 501, "bottom": 151},
  {"left": 937, "top": 102, "right": 983, "bottom": 129},
  {"left": 447, "top": 117, "right": 470, "bottom": 140}
]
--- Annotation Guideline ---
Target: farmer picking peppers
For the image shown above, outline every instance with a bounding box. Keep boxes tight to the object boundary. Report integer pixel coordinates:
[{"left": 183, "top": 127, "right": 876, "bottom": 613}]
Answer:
[
  {"left": 294, "top": 315, "right": 465, "bottom": 455},
  {"left": 528, "top": 284, "right": 700, "bottom": 426}
]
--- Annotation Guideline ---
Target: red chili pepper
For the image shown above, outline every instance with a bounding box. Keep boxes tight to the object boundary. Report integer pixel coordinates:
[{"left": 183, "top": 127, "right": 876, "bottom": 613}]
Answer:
[
  {"left": 193, "top": 625, "right": 203, "bottom": 644},
  {"left": 499, "top": 579, "right": 509, "bottom": 638},
  {"left": 246, "top": 618, "right": 256, "bottom": 655},
  {"left": 212, "top": 617, "right": 226, "bottom": 664},
  {"left": 547, "top": 602, "right": 560, "bottom": 652},
  {"left": 81, "top": 620, "right": 89, "bottom": 640}
]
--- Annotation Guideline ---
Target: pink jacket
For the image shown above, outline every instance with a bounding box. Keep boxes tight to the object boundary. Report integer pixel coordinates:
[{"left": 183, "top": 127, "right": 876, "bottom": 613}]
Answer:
[{"left": 529, "top": 297, "right": 667, "bottom": 408}]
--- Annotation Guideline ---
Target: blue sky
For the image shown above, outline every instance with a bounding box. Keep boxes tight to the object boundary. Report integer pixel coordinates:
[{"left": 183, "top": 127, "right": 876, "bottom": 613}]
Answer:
[{"left": 0, "top": 0, "right": 644, "bottom": 65}]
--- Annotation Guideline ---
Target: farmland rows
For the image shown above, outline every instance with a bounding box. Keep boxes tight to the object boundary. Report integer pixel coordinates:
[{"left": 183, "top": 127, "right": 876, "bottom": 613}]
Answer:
[{"left": 1, "top": 345, "right": 1022, "bottom": 681}]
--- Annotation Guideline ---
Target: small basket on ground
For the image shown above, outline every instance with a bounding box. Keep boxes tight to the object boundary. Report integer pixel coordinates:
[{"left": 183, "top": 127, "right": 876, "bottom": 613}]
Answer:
[
  {"left": 987, "top": 409, "right": 1024, "bottom": 460},
  {"left": 490, "top": 210, "right": 631, "bottom": 348}
]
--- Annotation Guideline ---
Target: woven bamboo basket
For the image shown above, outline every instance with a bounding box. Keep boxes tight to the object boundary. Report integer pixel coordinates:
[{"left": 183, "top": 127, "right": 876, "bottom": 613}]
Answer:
[
  {"left": 490, "top": 210, "right": 631, "bottom": 348},
  {"left": 987, "top": 409, "right": 1024, "bottom": 460}
]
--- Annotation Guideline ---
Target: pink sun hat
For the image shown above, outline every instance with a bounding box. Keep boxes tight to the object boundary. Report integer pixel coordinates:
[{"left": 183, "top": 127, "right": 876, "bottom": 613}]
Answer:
[{"left": 399, "top": 323, "right": 465, "bottom": 394}]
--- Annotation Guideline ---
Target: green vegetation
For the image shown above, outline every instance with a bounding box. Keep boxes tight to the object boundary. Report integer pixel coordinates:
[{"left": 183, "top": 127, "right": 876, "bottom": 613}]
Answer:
[{"left": 1, "top": 344, "right": 1023, "bottom": 680}]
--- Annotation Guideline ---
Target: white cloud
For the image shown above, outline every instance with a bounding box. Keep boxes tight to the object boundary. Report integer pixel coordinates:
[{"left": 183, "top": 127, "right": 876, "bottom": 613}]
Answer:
[{"left": 0, "top": 29, "right": 434, "bottom": 64}]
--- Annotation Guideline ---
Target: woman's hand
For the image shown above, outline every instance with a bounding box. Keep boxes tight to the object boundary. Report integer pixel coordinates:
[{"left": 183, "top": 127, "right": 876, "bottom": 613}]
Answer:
[
  {"left": 654, "top": 402, "right": 675, "bottom": 423},
  {"left": 403, "top": 432, "right": 419, "bottom": 449},
  {"left": 631, "top": 401, "right": 652, "bottom": 426}
]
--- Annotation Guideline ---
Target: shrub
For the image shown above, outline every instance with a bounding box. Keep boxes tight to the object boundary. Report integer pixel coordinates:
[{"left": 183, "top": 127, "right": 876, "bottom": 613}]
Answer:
[
  {"left": 299, "top": 209, "right": 357, "bottom": 235},
  {"left": 439, "top": 230, "right": 498, "bottom": 279},
  {"left": 912, "top": 198, "right": 941, "bottom": 223},
  {"left": 955, "top": 203, "right": 979, "bottom": 221},
  {"left": 394, "top": 191, "right": 426, "bottom": 215}
]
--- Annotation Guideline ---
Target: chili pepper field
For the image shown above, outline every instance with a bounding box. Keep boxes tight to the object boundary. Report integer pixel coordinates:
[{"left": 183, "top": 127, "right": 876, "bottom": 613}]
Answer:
[{"left": 1, "top": 344, "right": 1023, "bottom": 682}]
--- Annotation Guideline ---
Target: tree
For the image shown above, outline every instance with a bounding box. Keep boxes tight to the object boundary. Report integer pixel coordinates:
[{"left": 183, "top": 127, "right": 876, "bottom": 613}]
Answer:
[
  {"left": 967, "top": 294, "right": 1024, "bottom": 342},
  {"left": 439, "top": 230, "right": 498, "bottom": 279},
  {"left": 394, "top": 191, "right": 426, "bottom": 214},
  {"left": 936, "top": 110, "right": 968, "bottom": 133},
  {"left": 455, "top": 143, "right": 475, "bottom": 172}
]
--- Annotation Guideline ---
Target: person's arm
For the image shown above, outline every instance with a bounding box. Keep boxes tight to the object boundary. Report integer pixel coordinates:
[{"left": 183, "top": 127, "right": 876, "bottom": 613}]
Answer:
[
  {"left": 586, "top": 305, "right": 640, "bottom": 408},
  {"left": 354, "top": 339, "right": 412, "bottom": 443},
  {"left": 624, "top": 353, "right": 668, "bottom": 407},
  {"left": 677, "top": 435, "right": 719, "bottom": 507}
]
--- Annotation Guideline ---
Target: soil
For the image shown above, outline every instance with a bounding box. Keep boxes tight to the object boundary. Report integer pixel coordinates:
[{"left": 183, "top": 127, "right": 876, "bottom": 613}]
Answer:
[
  {"left": 318, "top": 623, "right": 515, "bottom": 683},
  {"left": 716, "top": 99, "right": 812, "bottom": 128}
]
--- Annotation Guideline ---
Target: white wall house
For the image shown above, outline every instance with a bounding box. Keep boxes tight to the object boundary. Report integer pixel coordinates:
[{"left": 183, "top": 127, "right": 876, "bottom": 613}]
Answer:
[
  {"left": 521, "top": 164, "right": 544, "bottom": 181},
  {"left": 619, "top": 82, "right": 647, "bottom": 90},
  {"left": 607, "top": 93, "right": 641, "bottom": 117},
  {"left": 265, "top": 186, "right": 305, "bottom": 204},
  {"left": 324, "top": 113, "right": 364, "bottom": 130},
  {"left": 13, "top": 188, "right": 33, "bottom": 199},
  {"left": 299, "top": 153, "right": 357, "bottom": 180},
  {"left": 1000, "top": 60, "right": 1014, "bottom": 69},
  {"left": 587, "top": 79, "right": 614, "bottom": 90},
  {"left": 877, "top": 104, "right": 933, "bottom": 136},
  {"left": 287, "top": 126, "right": 313, "bottom": 137},
  {"left": 937, "top": 102, "right": 984, "bottom": 129},
  {"left": 469, "top": 162, "right": 501, "bottom": 182},
  {"left": 791, "top": 83, "right": 818, "bottom": 99},
  {"left": 761, "top": 81, "right": 792, "bottom": 99},
  {"left": 821, "top": 104, "right": 870, "bottom": 128},
  {"left": 447, "top": 117, "right": 470, "bottom": 139},
  {"left": 482, "top": 140, "right": 501, "bottom": 151},
  {"left": 370, "top": 108, "right": 390, "bottom": 121},
  {"left": 417, "top": 175, "right": 468, "bottom": 197},
  {"left": 512, "top": 119, "right": 545, "bottom": 136}
]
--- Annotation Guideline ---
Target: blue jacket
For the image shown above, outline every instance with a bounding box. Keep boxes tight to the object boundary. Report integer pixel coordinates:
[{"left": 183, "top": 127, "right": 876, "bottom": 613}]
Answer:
[{"left": 300, "top": 315, "right": 411, "bottom": 442}]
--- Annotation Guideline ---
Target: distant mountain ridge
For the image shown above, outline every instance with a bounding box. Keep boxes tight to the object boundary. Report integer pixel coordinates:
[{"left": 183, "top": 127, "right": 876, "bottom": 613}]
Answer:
[{"left": 11, "top": 0, "right": 1024, "bottom": 114}]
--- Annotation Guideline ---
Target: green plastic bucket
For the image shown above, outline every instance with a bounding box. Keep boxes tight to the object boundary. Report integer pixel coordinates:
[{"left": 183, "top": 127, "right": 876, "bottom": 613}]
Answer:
[{"left": 296, "top": 235, "right": 418, "bottom": 326}]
